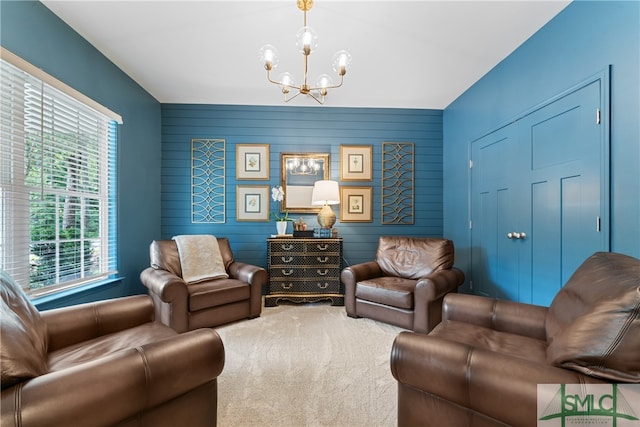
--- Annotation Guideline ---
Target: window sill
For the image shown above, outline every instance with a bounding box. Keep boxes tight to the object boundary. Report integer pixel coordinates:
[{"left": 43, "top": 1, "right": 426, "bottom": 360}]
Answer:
[{"left": 33, "top": 276, "right": 125, "bottom": 311}]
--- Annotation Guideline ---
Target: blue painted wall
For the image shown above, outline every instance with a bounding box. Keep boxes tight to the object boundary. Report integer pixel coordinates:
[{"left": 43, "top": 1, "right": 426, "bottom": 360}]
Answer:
[
  {"left": 1, "top": 1, "right": 162, "bottom": 307},
  {"left": 443, "top": 0, "right": 640, "bottom": 294},
  {"left": 5, "top": 1, "right": 637, "bottom": 309},
  {"left": 161, "top": 104, "right": 444, "bottom": 269}
]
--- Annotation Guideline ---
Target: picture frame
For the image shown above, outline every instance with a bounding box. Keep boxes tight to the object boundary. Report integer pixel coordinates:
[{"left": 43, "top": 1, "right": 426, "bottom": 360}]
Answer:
[
  {"left": 281, "top": 152, "right": 330, "bottom": 213},
  {"left": 236, "top": 144, "right": 269, "bottom": 180},
  {"left": 340, "top": 186, "right": 372, "bottom": 222},
  {"left": 340, "top": 145, "right": 372, "bottom": 181},
  {"left": 236, "top": 185, "right": 269, "bottom": 221}
]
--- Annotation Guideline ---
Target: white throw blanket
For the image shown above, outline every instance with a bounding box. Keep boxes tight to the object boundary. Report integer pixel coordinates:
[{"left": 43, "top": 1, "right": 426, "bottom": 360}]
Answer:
[{"left": 172, "top": 235, "right": 229, "bottom": 284}]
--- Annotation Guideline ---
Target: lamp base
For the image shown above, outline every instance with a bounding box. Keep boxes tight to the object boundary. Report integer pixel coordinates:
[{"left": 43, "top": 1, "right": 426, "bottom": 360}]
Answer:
[{"left": 317, "top": 204, "right": 336, "bottom": 228}]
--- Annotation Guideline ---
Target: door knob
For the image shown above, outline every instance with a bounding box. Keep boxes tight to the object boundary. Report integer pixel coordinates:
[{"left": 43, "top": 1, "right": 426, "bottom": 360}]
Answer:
[{"left": 507, "top": 232, "right": 527, "bottom": 240}]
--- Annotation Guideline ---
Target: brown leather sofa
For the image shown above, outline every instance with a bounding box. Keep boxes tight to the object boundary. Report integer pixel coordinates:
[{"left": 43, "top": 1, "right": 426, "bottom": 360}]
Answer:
[
  {"left": 391, "top": 251, "right": 640, "bottom": 427},
  {"left": 140, "top": 237, "right": 267, "bottom": 333},
  {"left": 1, "top": 270, "right": 225, "bottom": 427},
  {"left": 341, "top": 236, "right": 465, "bottom": 333}
]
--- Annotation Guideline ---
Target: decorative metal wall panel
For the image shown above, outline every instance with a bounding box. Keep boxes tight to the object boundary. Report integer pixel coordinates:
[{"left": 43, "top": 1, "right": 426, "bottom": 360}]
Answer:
[
  {"left": 191, "top": 138, "right": 225, "bottom": 223},
  {"left": 381, "top": 142, "right": 414, "bottom": 224}
]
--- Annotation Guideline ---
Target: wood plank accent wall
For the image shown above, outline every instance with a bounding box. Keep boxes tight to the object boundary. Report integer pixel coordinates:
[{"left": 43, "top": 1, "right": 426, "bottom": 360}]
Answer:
[{"left": 161, "top": 104, "right": 443, "bottom": 270}]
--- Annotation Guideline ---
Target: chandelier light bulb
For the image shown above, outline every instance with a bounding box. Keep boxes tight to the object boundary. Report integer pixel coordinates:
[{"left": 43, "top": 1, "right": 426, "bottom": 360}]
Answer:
[
  {"left": 296, "top": 26, "right": 318, "bottom": 55},
  {"left": 279, "top": 72, "right": 295, "bottom": 88},
  {"left": 332, "top": 50, "right": 352, "bottom": 76},
  {"left": 316, "top": 74, "right": 333, "bottom": 89},
  {"left": 258, "top": 45, "right": 279, "bottom": 70}
]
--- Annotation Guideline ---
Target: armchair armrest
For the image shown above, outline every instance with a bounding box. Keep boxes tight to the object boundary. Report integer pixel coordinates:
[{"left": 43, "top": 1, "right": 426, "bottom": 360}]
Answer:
[
  {"left": 415, "top": 267, "right": 465, "bottom": 301},
  {"left": 341, "top": 261, "right": 383, "bottom": 317},
  {"left": 1, "top": 329, "right": 224, "bottom": 427},
  {"left": 391, "top": 332, "right": 604, "bottom": 427},
  {"left": 413, "top": 267, "right": 465, "bottom": 333},
  {"left": 42, "top": 295, "right": 154, "bottom": 352},
  {"left": 228, "top": 261, "right": 267, "bottom": 318},
  {"left": 140, "top": 267, "right": 188, "bottom": 302},
  {"left": 140, "top": 267, "right": 189, "bottom": 332},
  {"left": 228, "top": 261, "right": 267, "bottom": 287},
  {"left": 442, "top": 293, "right": 548, "bottom": 340}
]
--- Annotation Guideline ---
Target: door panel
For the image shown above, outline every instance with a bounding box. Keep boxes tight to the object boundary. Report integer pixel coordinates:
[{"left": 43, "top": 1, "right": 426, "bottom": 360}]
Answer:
[
  {"left": 471, "top": 77, "right": 609, "bottom": 306},
  {"left": 524, "top": 80, "right": 603, "bottom": 305},
  {"left": 471, "top": 128, "right": 520, "bottom": 299}
]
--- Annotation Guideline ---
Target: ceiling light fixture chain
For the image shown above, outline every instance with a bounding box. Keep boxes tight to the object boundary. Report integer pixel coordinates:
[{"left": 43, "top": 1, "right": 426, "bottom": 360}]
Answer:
[{"left": 258, "top": 0, "right": 351, "bottom": 105}]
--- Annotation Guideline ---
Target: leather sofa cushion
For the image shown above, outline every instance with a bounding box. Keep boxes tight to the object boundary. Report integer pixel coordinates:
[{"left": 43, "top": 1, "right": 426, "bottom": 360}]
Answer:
[
  {"left": 430, "top": 320, "right": 548, "bottom": 363},
  {"left": 1, "top": 270, "right": 49, "bottom": 388},
  {"left": 546, "top": 252, "right": 640, "bottom": 382},
  {"left": 356, "top": 277, "right": 416, "bottom": 309},
  {"left": 47, "top": 322, "right": 177, "bottom": 372},
  {"left": 376, "top": 237, "right": 454, "bottom": 279},
  {"left": 188, "top": 278, "right": 251, "bottom": 312}
]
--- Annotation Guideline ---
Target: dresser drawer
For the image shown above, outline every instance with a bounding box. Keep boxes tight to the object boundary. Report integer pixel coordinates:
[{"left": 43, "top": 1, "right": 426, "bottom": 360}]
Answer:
[
  {"left": 304, "top": 241, "right": 341, "bottom": 254},
  {"left": 269, "top": 254, "right": 305, "bottom": 267},
  {"left": 269, "top": 266, "right": 305, "bottom": 279},
  {"left": 300, "top": 267, "right": 341, "bottom": 279},
  {"left": 269, "top": 241, "right": 305, "bottom": 253},
  {"left": 307, "top": 280, "right": 340, "bottom": 293},
  {"left": 304, "top": 254, "right": 340, "bottom": 267}
]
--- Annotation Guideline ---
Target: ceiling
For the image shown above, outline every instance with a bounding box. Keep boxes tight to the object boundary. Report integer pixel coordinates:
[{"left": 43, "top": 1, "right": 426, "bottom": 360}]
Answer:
[{"left": 41, "top": 0, "right": 571, "bottom": 110}]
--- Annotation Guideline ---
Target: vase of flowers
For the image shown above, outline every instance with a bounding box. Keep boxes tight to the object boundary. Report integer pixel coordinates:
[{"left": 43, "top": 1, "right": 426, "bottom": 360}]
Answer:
[{"left": 271, "top": 185, "right": 291, "bottom": 235}]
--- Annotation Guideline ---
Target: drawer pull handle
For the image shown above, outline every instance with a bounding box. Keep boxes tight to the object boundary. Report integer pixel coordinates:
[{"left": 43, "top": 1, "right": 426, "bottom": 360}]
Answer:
[
  {"left": 282, "top": 269, "right": 294, "bottom": 276},
  {"left": 317, "top": 269, "right": 329, "bottom": 276},
  {"left": 281, "top": 256, "right": 293, "bottom": 263},
  {"left": 281, "top": 283, "right": 293, "bottom": 290},
  {"left": 317, "top": 282, "right": 329, "bottom": 289},
  {"left": 316, "top": 244, "right": 329, "bottom": 250},
  {"left": 282, "top": 244, "right": 293, "bottom": 250},
  {"left": 317, "top": 256, "right": 329, "bottom": 263}
]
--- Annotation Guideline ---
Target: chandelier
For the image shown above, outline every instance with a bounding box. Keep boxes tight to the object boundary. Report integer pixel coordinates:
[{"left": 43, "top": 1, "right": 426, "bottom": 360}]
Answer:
[
  {"left": 258, "top": 0, "right": 352, "bottom": 105},
  {"left": 286, "top": 157, "right": 321, "bottom": 175}
]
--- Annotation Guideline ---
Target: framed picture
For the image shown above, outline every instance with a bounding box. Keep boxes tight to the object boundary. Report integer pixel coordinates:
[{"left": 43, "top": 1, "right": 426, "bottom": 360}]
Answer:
[
  {"left": 281, "top": 152, "right": 330, "bottom": 213},
  {"left": 236, "top": 185, "right": 269, "bottom": 221},
  {"left": 340, "top": 145, "right": 372, "bottom": 181},
  {"left": 340, "top": 186, "right": 372, "bottom": 222},
  {"left": 236, "top": 144, "right": 269, "bottom": 180}
]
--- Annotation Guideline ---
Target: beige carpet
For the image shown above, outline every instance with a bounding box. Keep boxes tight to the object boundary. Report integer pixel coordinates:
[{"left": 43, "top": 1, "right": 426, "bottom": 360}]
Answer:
[{"left": 215, "top": 302, "right": 405, "bottom": 427}]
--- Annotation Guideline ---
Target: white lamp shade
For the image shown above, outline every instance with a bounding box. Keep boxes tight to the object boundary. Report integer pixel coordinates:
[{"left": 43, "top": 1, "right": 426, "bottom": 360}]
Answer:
[{"left": 311, "top": 180, "right": 340, "bottom": 205}]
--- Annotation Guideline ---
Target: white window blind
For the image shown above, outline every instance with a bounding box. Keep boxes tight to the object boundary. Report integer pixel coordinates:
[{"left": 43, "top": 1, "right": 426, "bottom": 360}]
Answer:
[{"left": 1, "top": 51, "right": 119, "bottom": 297}]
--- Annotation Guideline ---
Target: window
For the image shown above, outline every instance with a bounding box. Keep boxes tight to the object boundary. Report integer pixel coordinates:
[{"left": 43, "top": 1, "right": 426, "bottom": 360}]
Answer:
[{"left": 1, "top": 49, "right": 121, "bottom": 297}]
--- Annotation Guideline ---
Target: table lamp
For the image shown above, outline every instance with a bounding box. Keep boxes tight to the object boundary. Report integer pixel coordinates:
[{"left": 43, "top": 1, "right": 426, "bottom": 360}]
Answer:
[{"left": 311, "top": 180, "right": 340, "bottom": 228}]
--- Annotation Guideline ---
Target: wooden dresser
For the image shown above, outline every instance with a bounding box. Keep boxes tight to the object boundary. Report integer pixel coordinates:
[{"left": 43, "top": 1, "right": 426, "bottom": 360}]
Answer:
[{"left": 266, "top": 237, "right": 343, "bottom": 307}]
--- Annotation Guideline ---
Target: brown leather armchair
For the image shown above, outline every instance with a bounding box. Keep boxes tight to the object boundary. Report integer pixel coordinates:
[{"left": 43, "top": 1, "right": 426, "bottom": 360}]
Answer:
[
  {"left": 391, "top": 252, "right": 640, "bottom": 427},
  {"left": 140, "top": 237, "right": 267, "bottom": 333},
  {"left": 341, "top": 236, "right": 465, "bottom": 333},
  {"left": 1, "top": 271, "right": 225, "bottom": 427}
]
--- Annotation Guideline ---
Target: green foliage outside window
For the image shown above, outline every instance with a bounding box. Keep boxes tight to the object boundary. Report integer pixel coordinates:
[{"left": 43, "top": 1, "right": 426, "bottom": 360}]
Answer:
[{"left": 25, "top": 133, "right": 102, "bottom": 290}]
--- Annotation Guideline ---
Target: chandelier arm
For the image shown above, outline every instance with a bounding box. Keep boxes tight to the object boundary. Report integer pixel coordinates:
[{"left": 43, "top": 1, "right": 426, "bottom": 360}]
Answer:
[
  {"left": 307, "top": 75, "right": 345, "bottom": 92},
  {"left": 284, "top": 91, "right": 304, "bottom": 103},
  {"left": 308, "top": 92, "right": 325, "bottom": 105},
  {"left": 266, "top": 69, "right": 302, "bottom": 91}
]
